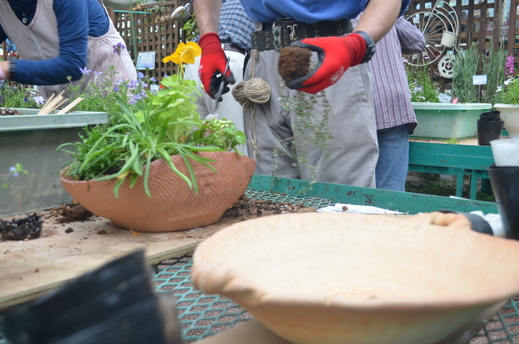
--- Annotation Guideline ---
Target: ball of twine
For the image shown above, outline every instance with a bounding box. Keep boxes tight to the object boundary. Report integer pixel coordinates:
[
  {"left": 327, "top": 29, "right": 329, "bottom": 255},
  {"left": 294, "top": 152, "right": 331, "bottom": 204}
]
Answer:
[{"left": 232, "top": 77, "right": 271, "bottom": 108}]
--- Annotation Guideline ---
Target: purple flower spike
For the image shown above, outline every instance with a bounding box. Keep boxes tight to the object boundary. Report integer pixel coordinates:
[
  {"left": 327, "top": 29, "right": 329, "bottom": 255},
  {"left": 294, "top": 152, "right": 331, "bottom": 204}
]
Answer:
[
  {"left": 113, "top": 42, "right": 126, "bottom": 56},
  {"left": 127, "top": 79, "right": 139, "bottom": 88},
  {"left": 505, "top": 56, "right": 515, "bottom": 77}
]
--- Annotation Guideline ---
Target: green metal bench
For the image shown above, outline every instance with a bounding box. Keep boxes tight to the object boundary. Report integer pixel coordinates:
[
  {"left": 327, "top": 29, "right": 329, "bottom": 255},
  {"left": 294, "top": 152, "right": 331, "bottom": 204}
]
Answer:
[
  {"left": 248, "top": 174, "right": 498, "bottom": 214},
  {"left": 408, "top": 141, "right": 494, "bottom": 200}
]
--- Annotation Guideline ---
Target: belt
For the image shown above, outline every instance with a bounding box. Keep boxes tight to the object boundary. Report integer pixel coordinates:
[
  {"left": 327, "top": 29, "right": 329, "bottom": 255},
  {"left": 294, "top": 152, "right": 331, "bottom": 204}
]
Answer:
[
  {"left": 251, "top": 18, "right": 353, "bottom": 52},
  {"left": 222, "top": 43, "right": 246, "bottom": 55}
]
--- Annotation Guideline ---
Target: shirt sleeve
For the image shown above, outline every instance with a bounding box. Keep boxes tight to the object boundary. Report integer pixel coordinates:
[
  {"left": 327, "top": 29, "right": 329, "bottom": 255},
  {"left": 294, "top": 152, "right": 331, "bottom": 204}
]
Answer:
[
  {"left": 395, "top": 16, "right": 426, "bottom": 55},
  {"left": 0, "top": 24, "right": 7, "bottom": 44},
  {"left": 12, "top": 0, "right": 89, "bottom": 86}
]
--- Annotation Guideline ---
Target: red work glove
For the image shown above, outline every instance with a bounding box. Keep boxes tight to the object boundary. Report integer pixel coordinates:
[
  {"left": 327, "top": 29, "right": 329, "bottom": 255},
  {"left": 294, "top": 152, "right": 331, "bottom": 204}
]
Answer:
[
  {"left": 286, "top": 33, "right": 367, "bottom": 94},
  {"left": 198, "top": 33, "right": 235, "bottom": 99}
]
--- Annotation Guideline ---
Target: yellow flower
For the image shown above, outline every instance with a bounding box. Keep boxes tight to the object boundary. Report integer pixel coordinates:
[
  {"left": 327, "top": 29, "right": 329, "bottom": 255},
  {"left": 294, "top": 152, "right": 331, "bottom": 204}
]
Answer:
[{"left": 162, "top": 42, "right": 201, "bottom": 65}]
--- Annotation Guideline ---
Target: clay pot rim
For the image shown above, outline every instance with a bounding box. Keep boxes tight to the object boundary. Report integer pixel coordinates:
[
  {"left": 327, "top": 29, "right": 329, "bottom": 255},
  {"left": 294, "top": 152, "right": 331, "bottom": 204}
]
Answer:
[
  {"left": 192, "top": 213, "right": 519, "bottom": 311},
  {"left": 58, "top": 151, "right": 245, "bottom": 182}
]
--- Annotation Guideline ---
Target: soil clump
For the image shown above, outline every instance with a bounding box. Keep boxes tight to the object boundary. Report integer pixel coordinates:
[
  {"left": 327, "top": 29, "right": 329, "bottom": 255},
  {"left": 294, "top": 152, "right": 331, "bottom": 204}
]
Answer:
[{"left": 278, "top": 46, "right": 312, "bottom": 84}]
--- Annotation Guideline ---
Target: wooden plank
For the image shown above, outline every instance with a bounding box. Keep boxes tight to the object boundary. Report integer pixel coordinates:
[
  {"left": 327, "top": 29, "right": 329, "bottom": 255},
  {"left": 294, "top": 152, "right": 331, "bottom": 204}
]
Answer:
[{"left": 0, "top": 212, "right": 245, "bottom": 310}]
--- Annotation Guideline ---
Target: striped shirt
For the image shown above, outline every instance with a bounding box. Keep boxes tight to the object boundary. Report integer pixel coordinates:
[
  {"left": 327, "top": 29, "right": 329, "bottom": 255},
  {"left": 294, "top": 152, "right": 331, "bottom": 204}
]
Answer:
[
  {"left": 219, "top": 0, "right": 255, "bottom": 52},
  {"left": 355, "top": 16, "right": 425, "bottom": 130}
]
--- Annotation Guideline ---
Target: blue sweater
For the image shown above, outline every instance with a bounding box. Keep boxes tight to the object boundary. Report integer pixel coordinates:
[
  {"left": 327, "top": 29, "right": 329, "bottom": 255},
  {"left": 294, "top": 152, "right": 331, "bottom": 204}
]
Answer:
[
  {"left": 0, "top": 0, "right": 109, "bottom": 85},
  {"left": 239, "top": 0, "right": 410, "bottom": 23}
]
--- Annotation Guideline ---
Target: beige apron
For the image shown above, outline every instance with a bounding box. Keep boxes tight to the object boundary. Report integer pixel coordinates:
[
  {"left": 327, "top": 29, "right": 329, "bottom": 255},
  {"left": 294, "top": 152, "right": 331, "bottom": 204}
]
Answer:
[
  {"left": 244, "top": 48, "right": 378, "bottom": 187},
  {"left": 0, "top": 0, "right": 136, "bottom": 101}
]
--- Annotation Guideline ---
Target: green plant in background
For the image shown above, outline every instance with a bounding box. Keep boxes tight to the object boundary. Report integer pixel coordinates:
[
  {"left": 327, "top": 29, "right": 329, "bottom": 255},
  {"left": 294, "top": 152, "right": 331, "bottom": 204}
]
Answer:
[
  {"left": 452, "top": 43, "right": 480, "bottom": 103},
  {"left": 2, "top": 164, "right": 28, "bottom": 189},
  {"left": 59, "top": 42, "right": 245, "bottom": 198},
  {"left": 406, "top": 65, "right": 440, "bottom": 102},
  {"left": 444, "top": 138, "right": 459, "bottom": 144},
  {"left": 406, "top": 173, "right": 458, "bottom": 198},
  {"left": 182, "top": 14, "right": 199, "bottom": 42},
  {"left": 66, "top": 66, "right": 147, "bottom": 115},
  {"left": 496, "top": 56, "right": 519, "bottom": 105},
  {"left": 0, "top": 80, "right": 43, "bottom": 109},
  {"left": 66, "top": 43, "right": 153, "bottom": 115},
  {"left": 497, "top": 77, "right": 519, "bottom": 105},
  {"left": 481, "top": 42, "right": 507, "bottom": 104}
]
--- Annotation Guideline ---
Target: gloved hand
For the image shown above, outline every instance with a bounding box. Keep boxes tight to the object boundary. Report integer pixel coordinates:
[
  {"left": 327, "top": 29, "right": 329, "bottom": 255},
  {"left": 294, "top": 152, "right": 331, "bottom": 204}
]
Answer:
[
  {"left": 198, "top": 33, "right": 235, "bottom": 100},
  {"left": 286, "top": 33, "right": 367, "bottom": 94}
]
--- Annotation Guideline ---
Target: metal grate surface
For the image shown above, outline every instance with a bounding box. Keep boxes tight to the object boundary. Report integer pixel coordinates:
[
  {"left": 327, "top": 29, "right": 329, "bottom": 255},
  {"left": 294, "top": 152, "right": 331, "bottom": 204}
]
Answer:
[
  {"left": 244, "top": 188, "right": 334, "bottom": 208},
  {"left": 151, "top": 190, "right": 334, "bottom": 343},
  {"left": 154, "top": 254, "right": 251, "bottom": 343},
  {"left": 154, "top": 254, "right": 519, "bottom": 344},
  {"left": 1, "top": 191, "right": 518, "bottom": 343}
]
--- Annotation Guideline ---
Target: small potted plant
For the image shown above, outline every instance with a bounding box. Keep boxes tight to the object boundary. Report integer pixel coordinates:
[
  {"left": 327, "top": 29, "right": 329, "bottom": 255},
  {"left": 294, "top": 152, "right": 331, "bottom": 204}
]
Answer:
[{"left": 58, "top": 42, "right": 255, "bottom": 232}]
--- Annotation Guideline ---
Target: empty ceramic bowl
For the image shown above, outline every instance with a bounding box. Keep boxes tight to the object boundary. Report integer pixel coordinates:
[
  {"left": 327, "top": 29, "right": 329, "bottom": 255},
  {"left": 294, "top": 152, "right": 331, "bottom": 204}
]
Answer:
[{"left": 192, "top": 212, "right": 519, "bottom": 344}]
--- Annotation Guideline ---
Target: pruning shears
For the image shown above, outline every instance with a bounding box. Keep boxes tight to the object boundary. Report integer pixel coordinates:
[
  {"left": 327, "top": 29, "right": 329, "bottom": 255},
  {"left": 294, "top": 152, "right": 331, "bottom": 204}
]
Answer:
[{"left": 213, "top": 57, "right": 230, "bottom": 115}]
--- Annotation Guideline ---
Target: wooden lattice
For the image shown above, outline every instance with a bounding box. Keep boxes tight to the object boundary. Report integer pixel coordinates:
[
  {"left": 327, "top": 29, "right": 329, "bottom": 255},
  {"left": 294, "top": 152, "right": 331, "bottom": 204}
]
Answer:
[
  {"left": 107, "top": 0, "right": 187, "bottom": 81},
  {"left": 2, "top": 0, "right": 518, "bottom": 91}
]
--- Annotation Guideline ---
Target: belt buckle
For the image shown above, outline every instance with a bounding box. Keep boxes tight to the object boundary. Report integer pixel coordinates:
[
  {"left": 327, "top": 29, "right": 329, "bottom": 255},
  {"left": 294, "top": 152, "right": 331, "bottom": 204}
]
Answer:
[
  {"left": 272, "top": 19, "right": 299, "bottom": 51},
  {"left": 272, "top": 19, "right": 283, "bottom": 51}
]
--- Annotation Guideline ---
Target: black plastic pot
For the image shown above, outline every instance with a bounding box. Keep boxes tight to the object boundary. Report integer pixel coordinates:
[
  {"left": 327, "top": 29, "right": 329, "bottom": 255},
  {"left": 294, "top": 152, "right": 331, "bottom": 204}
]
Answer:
[
  {"left": 487, "top": 165, "right": 519, "bottom": 240},
  {"left": 479, "top": 110, "right": 501, "bottom": 121},
  {"left": 478, "top": 119, "right": 504, "bottom": 146},
  {"left": 0, "top": 250, "right": 182, "bottom": 344}
]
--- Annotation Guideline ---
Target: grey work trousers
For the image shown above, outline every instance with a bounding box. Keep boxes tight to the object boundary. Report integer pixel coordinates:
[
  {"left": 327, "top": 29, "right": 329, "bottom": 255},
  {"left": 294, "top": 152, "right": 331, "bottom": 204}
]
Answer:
[{"left": 243, "top": 49, "right": 378, "bottom": 188}]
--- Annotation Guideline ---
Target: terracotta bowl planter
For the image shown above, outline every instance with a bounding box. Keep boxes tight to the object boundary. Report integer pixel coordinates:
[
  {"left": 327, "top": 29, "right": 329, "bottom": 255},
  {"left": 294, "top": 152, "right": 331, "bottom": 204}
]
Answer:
[
  {"left": 192, "top": 212, "right": 519, "bottom": 344},
  {"left": 60, "top": 151, "right": 256, "bottom": 232}
]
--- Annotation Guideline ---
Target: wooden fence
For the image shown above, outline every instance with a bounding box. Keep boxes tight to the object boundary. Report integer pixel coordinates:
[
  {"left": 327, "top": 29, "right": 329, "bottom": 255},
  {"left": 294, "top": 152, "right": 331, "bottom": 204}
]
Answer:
[
  {"left": 107, "top": 0, "right": 187, "bottom": 81},
  {"left": 1, "top": 0, "right": 517, "bottom": 92},
  {"left": 406, "top": 0, "right": 518, "bottom": 92},
  {"left": 111, "top": 0, "right": 516, "bottom": 91}
]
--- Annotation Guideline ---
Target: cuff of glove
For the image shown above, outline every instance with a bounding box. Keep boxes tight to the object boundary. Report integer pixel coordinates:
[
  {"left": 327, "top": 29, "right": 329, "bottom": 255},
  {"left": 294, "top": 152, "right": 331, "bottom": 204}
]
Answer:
[
  {"left": 353, "top": 31, "right": 376, "bottom": 64},
  {"left": 199, "top": 32, "right": 221, "bottom": 48}
]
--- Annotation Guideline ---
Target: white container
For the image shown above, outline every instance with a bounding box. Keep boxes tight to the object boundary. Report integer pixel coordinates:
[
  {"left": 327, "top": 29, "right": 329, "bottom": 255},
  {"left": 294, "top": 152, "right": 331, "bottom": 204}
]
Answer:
[
  {"left": 441, "top": 31, "right": 458, "bottom": 48},
  {"left": 489, "top": 138, "right": 519, "bottom": 167},
  {"left": 493, "top": 104, "right": 519, "bottom": 138},
  {"left": 411, "top": 102, "right": 492, "bottom": 139}
]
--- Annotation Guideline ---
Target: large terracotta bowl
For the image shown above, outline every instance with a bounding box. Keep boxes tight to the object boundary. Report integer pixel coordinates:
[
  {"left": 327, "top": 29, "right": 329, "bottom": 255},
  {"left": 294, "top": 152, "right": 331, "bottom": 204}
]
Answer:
[
  {"left": 60, "top": 151, "right": 256, "bottom": 232},
  {"left": 192, "top": 212, "right": 519, "bottom": 344}
]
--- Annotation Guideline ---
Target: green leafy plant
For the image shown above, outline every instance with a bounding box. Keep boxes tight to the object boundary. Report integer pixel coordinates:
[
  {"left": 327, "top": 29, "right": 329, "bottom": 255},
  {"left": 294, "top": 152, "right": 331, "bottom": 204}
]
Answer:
[
  {"left": 182, "top": 14, "right": 199, "bottom": 42},
  {"left": 406, "top": 65, "right": 440, "bottom": 103},
  {"left": 497, "top": 77, "right": 519, "bottom": 105},
  {"left": 59, "top": 42, "right": 245, "bottom": 198},
  {"left": 65, "top": 66, "right": 133, "bottom": 115},
  {"left": 0, "top": 80, "right": 43, "bottom": 109},
  {"left": 452, "top": 44, "right": 480, "bottom": 103}
]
